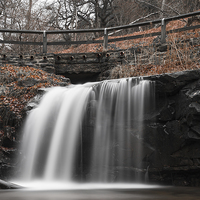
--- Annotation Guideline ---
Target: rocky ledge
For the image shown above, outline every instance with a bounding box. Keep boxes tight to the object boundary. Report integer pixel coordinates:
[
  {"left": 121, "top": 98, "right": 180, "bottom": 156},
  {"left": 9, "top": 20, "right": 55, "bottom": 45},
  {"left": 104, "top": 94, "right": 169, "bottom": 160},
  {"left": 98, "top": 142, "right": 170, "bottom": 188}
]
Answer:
[{"left": 143, "top": 70, "right": 200, "bottom": 186}]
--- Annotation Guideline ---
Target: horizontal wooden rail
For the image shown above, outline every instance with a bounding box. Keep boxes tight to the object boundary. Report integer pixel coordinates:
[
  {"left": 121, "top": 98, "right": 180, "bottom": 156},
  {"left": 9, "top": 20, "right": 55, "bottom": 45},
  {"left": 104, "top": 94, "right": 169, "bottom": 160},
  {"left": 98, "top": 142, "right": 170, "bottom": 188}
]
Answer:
[
  {"left": 106, "top": 10, "right": 200, "bottom": 32},
  {"left": 0, "top": 11, "right": 199, "bottom": 53},
  {"left": 2, "top": 24, "right": 199, "bottom": 47},
  {"left": 47, "top": 39, "right": 103, "bottom": 46},
  {"left": 107, "top": 24, "right": 200, "bottom": 43},
  {"left": 167, "top": 24, "right": 200, "bottom": 34},
  {"left": 0, "top": 29, "right": 43, "bottom": 34},
  {"left": 0, "top": 40, "right": 43, "bottom": 45},
  {"left": 46, "top": 28, "right": 105, "bottom": 34}
]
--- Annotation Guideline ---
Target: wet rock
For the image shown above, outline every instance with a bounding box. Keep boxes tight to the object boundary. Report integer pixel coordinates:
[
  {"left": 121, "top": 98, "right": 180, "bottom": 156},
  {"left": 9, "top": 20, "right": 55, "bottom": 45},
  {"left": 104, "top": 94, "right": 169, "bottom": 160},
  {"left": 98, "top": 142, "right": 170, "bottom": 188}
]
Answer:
[
  {"left": 179, "top": 159, "right": 193, "bottom": 166},
  {"left": 150, "top": 70, "right": 200, "bottom": 95},
  {"left": 0, "top": 179, "right": 22, "bottom": 189},
  {"left": 171, "top": 142, "right": 200, "bottom": 159},
  {"left": 191, "top": 125, "right": 200, "bottom": 135},
  {"left": 189, "top": 102, "right": 200, "bottom": 113},
  {"left": 188, "top": 130, "right": 200, "bottom": 140},
  {"left": 158, "top": 104, "right": 175, "bottom": 121},
  {"left": 186, "top": 113, "right": 200, "bottom": 127}
]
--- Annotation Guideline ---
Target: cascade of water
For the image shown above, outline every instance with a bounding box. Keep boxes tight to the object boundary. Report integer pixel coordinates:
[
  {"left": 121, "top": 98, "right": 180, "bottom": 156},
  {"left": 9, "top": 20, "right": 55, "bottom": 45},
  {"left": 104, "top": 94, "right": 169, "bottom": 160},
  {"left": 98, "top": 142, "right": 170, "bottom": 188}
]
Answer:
[
  {"left": 17, "top": 78, "right": 154, "bottom": 185},
  {"left": 90, "top": 78, "right": 153, "bottom": 182},
  {"left": 20, "top": 85, "right": 92, "bottom": 182}
]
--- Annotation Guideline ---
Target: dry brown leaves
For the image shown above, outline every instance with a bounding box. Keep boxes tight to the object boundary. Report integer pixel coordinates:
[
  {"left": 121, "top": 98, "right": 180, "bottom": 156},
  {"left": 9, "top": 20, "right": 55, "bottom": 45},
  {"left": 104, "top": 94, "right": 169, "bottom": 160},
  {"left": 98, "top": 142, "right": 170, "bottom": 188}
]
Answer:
[
  {"left": 56, "top": 19, "right": 196, "bottom": 54},
  {"left": 0, "top": 65, "right": 66, "bottom": 119}
]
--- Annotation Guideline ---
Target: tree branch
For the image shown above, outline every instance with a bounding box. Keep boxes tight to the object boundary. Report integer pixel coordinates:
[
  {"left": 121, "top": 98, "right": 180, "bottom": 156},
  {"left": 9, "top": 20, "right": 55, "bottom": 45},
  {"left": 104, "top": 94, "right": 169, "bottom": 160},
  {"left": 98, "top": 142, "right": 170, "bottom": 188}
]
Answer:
[{"left": 108, "top": 12, "right": 159, "bottom": 36}]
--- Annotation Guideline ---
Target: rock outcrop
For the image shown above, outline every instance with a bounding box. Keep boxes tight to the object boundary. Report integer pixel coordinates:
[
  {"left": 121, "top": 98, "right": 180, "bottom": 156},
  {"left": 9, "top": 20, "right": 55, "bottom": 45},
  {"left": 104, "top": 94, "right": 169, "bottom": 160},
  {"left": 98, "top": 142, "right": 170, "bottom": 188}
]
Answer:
[{"left": 143, "top": 70, "right": 200, "bottom": 186}]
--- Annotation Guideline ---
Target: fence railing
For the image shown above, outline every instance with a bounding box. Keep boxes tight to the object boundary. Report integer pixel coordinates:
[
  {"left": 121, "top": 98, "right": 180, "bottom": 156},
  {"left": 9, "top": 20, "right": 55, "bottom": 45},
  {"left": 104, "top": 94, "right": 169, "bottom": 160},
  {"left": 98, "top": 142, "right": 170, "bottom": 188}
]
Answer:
[{"left": 0, "top": 11, "right": 200, "bottom": 54}]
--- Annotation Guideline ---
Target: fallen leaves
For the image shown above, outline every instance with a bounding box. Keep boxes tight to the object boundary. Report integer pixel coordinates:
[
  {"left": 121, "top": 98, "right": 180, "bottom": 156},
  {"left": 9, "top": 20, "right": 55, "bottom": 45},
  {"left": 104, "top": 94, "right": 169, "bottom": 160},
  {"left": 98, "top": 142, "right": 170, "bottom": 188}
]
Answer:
[
  {"left": 56, "top": 18, "right": 197, "bottom": 54},
  {"left": 111, "top": 62, "right": 200, "bottom": 79},
  {"left": 0, "top": 65, "right": 68, "bottom": 136}
]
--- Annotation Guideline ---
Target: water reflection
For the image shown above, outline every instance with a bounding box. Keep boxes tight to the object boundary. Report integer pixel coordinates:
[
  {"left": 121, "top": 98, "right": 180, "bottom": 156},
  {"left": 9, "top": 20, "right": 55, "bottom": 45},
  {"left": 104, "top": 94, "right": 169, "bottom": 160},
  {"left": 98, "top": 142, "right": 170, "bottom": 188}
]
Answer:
[{"left": 1, "top": 187, "right": 200, "bottom": 200}]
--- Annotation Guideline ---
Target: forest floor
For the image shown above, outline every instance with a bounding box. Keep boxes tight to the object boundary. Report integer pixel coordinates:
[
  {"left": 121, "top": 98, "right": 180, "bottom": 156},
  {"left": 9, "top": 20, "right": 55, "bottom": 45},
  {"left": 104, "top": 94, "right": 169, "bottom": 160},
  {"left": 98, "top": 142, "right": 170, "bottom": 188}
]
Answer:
[{"left": 0, "top": 65, "right": 69, "bottom": 139}]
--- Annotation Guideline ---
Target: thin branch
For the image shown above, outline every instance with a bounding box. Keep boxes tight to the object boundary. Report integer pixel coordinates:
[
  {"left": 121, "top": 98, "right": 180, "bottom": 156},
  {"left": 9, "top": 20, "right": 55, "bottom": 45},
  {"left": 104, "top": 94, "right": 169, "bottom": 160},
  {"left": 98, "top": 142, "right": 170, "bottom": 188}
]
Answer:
[
  {"left": 108, "top": 12, "right": 159, "bottom": 36},
  {"left": 136, "top": 0, "right": 163, "bottom": 12},
  {"left": 164, "top": 3, "right": 180, "bottom": 16}
]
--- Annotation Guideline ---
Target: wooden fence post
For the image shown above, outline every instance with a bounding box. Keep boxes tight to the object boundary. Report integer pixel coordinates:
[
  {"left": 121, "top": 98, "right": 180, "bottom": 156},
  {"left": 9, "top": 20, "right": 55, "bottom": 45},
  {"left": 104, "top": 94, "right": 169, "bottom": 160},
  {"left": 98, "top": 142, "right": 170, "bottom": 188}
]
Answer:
[
  {"left": 43, "top": 31, "right": 47, "bottom": 53},
  {"left": 161, "top": 18, "right": 166, "bottom": 44},
  {"left": 103, "top": 28, "right": 108, "bottom": 51}
]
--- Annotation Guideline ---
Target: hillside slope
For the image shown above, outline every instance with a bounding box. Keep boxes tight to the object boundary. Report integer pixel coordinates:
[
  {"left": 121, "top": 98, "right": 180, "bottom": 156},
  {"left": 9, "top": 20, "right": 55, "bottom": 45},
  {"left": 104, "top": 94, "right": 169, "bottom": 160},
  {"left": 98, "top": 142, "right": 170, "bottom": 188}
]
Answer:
[{"left": 0, "top": 65, "right": 70, "bottom": 179}]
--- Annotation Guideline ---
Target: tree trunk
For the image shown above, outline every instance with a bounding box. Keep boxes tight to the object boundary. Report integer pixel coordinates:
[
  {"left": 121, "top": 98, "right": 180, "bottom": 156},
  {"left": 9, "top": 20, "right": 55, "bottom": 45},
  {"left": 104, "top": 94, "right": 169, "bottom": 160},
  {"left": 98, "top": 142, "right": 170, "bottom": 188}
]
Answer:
[{"left": 27, "top": 0, "right": 32, "bottom": 29}]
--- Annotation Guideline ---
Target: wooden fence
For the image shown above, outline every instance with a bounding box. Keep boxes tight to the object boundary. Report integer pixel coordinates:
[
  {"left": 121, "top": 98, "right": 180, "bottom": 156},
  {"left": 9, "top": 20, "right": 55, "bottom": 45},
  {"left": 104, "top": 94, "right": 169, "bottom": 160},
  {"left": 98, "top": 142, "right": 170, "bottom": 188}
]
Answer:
[{"left": 0, "top": 11, "right": 200, "bottom": 53}]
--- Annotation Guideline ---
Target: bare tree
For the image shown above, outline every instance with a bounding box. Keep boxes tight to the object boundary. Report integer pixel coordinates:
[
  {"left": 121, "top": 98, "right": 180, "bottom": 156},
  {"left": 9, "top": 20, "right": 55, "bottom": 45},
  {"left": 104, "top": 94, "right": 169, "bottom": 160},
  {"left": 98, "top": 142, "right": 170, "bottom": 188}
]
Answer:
[{"left": 0, "top": 0, "right": 199, "bottom": 53}]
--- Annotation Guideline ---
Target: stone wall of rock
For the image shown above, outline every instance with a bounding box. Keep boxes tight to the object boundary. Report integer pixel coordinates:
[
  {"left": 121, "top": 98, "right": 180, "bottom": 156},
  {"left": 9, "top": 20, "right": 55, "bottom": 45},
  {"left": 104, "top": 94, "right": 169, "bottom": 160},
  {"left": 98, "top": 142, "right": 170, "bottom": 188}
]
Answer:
[
  {"left": 0, "top": 54, "right": 56, "bottom": 74},
  {"left": 142, "top": 70, "right": 200, "bottom": 186}
]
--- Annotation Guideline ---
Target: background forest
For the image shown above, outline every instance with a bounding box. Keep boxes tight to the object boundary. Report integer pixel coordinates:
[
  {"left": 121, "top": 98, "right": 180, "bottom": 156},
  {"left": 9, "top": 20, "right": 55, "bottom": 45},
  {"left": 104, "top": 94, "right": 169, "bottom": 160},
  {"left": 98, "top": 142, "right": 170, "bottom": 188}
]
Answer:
[{"left": 0, "top": 0, "right": 200, "bottom": 53}]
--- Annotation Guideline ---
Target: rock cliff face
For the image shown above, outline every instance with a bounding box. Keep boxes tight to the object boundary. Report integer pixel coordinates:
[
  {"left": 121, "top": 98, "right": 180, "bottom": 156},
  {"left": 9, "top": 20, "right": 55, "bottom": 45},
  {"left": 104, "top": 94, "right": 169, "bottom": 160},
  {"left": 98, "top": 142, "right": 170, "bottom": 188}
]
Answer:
[{"left": 143, "top": 70, "right": 200, "bottom": 186}]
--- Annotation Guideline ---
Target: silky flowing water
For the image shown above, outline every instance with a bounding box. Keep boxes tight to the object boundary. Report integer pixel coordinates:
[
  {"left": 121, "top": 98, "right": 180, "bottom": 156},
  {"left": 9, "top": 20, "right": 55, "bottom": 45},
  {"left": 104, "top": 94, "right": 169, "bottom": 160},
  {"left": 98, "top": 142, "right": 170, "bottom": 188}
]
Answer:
[{"left": 13, "top": 77, "right": 155, "bottom": 188}]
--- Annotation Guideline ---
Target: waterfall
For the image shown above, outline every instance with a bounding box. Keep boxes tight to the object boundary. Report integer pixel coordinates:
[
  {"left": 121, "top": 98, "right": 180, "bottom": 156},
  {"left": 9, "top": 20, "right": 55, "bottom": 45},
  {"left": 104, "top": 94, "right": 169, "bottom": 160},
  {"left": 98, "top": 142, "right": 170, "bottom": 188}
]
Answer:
[
  {"left": 90, "top": 78, "right": 153, "bottom": 182},
  {"left": 16, "top": 78, "right": 154, "bottom": 186}
]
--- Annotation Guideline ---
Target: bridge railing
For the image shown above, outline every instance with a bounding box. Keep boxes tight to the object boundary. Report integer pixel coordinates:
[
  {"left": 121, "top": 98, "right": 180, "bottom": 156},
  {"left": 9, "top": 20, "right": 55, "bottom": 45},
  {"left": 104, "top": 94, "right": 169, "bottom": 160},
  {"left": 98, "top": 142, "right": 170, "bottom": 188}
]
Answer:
[{"left": 0, "top": 11, "right": 200, "bottom": 54}]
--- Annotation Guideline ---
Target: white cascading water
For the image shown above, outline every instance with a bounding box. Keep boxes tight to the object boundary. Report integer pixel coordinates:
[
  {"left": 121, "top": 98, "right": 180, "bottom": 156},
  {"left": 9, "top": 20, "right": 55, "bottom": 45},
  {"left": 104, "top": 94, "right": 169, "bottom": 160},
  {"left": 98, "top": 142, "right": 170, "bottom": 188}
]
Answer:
[
  {"left": 15, "top": 78, "right": 154, "bottom": 188},
  {"left": 90, "top": 78, "right": 152, "bottom": 182},
  {"left": 20, "top": 85, "right": 92, "bottom": 182}
]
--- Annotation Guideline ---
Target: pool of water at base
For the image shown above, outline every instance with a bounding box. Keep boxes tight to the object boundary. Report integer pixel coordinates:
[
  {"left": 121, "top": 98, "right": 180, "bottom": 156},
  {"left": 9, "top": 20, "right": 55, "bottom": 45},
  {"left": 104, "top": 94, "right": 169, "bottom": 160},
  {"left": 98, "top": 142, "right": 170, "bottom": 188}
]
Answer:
[{"left": 1, "top": 186, "right": 200, "bottom": 200}]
